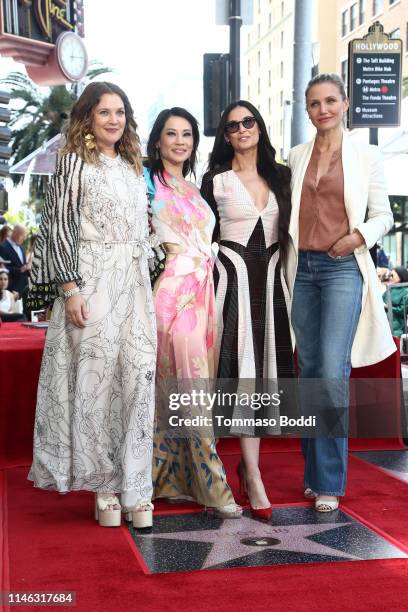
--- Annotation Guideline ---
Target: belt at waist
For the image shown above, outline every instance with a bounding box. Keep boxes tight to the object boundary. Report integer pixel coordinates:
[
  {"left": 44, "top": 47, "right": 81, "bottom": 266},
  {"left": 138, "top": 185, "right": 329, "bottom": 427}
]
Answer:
[{"left": 81, "top": 238, "right": 155, "bottom": 259}]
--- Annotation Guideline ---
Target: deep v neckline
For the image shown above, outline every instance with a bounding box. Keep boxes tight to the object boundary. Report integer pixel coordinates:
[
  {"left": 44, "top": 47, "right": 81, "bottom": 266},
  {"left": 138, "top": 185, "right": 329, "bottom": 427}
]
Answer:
[
  {"left": 232, "top": 170, "right": 271, "bottom": 214},
  {"left": 313, "top": 147, "right": 341, "bottom": 190}
]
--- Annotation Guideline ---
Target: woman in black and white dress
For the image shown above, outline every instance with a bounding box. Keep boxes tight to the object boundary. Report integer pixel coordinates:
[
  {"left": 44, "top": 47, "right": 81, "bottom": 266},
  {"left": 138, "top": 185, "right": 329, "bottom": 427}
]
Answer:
[{"left": 201, "top": 100, "right": 294, "bottom": 520}]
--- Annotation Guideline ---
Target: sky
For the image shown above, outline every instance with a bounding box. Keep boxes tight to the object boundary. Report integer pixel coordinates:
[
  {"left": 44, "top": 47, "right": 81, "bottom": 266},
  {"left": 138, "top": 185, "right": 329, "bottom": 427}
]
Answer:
[
  {"left": 83, "top": 0, "right": 231, "bottom": 135},
  {"left": 0, "top": 0, "right": 239, "bottom": 210}
]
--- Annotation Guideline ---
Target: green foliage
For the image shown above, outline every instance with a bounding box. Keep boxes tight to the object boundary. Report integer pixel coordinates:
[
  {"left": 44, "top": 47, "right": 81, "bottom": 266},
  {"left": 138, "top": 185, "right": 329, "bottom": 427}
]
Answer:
[
  {"left": 403, "top": 76, "right": 408, "bottom": 99},
  {"left": 4, "top": 209, "right": 26, "bottom": 226}
]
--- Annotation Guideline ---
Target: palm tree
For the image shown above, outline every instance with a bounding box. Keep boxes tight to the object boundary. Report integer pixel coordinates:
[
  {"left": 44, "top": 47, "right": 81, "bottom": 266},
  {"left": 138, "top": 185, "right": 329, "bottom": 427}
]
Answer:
[
  {"left": 403, "top": 76, "right": 408, "bottom": 99},
  {"left": 0, "top": 61, "right": 114, "bottom": 187}
]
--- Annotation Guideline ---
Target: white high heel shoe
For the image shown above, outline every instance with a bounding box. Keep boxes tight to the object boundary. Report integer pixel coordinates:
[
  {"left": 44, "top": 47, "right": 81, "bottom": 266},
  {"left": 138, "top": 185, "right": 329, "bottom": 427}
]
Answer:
[
  {"left": 213, "top": 504, "right": 243, "bottom": 519},
  {"left": 124, "top": 503, "right": 154, "bottom": 529},
  {"left": 94, "top": 494, "right": 121, "bottom": 527},
  {"left": 315, "top": 496, "right": 339, "bottom": 513},
  {"left": 304, "top": 488, "right": 318, "bottom": 499}
]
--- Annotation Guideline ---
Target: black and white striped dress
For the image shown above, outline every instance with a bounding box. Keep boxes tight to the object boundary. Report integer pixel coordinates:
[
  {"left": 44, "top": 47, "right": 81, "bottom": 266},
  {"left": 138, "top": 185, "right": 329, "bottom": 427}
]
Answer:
[{"left": 201, "top": 167, "right": 295, "bottom": 435}]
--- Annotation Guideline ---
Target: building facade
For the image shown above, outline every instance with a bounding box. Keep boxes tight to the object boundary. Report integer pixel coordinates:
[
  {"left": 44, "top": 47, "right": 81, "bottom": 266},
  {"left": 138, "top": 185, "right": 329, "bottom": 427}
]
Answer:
[
  {"left": 242, "top": 0, "right": 407, "bottom": 263},
  {"left": 336, "top": 0, "right": 408, "bottom": 88},
  {"left": 242, "top": 0, "right": 406, "bottom": 157},
  {"left": 243, "top": 0, "right": 295, "bottom": 160}
]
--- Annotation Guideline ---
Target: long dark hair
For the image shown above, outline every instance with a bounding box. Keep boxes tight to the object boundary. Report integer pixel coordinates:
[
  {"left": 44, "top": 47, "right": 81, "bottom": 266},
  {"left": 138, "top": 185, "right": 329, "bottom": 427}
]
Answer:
[
  {"left": 146, "top": 107, "right": 200, "bottom": 186},
  {"left": 207, "top": 100, "right": 291, "bottom": 262}
]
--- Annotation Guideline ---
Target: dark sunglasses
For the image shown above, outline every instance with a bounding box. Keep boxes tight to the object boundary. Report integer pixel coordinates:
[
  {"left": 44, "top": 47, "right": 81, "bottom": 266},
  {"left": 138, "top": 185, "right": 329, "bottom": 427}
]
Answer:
[{"left": 224, "top": 116, "right": 257, "bottom": 134}]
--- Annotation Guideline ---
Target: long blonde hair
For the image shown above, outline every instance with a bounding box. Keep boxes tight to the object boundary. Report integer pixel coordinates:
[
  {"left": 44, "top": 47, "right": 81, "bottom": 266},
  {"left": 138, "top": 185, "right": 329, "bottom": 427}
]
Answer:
[{"left": 61, "top": 82, "right": 143, "bottom": 174}]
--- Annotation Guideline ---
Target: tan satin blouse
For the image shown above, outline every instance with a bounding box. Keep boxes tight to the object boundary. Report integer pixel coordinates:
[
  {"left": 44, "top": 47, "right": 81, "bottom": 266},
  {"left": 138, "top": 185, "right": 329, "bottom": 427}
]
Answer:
[{"left": 298, "top": 144, "right": 349, "bottom": 251}]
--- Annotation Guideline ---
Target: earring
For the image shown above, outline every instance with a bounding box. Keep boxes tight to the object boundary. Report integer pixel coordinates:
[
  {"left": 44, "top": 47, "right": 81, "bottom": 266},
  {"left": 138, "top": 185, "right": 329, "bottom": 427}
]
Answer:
[
  {"left": 84, "top": 133, "right": 96, "bottom": 150},
  {"left": 225, "top": 140, "right": 231, "bottom": 146}
]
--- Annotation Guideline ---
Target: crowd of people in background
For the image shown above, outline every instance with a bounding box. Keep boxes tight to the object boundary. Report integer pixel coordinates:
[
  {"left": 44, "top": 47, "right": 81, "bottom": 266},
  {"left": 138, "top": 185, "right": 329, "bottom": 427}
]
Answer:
[{"left": 0, "top": 223, "right": 33, "bottom": 323}]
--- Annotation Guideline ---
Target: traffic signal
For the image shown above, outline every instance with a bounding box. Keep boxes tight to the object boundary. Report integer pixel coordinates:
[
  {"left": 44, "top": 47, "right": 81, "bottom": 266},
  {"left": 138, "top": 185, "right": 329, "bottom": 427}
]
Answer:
[
  {"left": 203, "top": 53, "right": 230, "bottom": 137},
  {"left": 0, "top": 90, "right": 12, "bottom": 179}
]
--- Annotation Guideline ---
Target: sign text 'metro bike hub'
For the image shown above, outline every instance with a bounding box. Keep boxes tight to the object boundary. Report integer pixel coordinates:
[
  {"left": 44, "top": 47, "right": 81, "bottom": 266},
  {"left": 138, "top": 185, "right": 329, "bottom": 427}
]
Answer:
[{"left": 348, "top": 21, "right": 402, "bottom": 129}]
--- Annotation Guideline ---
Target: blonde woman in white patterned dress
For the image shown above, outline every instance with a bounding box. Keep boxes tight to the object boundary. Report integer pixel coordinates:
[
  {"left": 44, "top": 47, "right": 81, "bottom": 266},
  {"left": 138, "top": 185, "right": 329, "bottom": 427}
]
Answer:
[{"left": 28, "top": 83, "right": 157, "bottom": 529}]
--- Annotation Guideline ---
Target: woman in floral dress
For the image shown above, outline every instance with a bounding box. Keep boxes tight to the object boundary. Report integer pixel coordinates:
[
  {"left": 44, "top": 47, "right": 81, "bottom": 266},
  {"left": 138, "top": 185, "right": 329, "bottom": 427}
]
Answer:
[
  {"left": 28, "top": 83, "right": 156, "bottom": 529},
  {"left": 145, "top": 107, "right": 241, "bottom": 517}
]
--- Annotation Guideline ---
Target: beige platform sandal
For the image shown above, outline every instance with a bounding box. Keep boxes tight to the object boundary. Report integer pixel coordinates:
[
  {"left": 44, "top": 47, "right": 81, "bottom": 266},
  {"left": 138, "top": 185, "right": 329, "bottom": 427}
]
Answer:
[
  {"left": 124, "top": 503, "right": 154, "bottom": 529},
  {"left": 94, "top": 494, "right": 121, "bottom": 527}
]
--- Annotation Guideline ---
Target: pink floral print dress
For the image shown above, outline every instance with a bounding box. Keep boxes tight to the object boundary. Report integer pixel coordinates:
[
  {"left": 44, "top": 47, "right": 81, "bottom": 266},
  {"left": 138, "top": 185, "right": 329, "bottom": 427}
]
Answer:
[{"left": 149, "top": 171, "right": 236, "bottom": 507}]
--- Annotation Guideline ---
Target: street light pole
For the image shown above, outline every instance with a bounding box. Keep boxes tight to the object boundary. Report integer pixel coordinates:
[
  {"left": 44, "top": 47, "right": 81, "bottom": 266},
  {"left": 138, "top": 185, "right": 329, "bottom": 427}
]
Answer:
[
  {"left": 229, "top": 0, "right": 242, "bottom": 101},
  {"left": 291, "top": 0, "right": 315, "bottom": 146}
]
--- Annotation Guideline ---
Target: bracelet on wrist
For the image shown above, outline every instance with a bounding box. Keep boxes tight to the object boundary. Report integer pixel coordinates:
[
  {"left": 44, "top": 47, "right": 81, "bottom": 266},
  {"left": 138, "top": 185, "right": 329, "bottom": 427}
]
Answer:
[{"left": 63, "top": 286, "right": 80, "bottom": 300}]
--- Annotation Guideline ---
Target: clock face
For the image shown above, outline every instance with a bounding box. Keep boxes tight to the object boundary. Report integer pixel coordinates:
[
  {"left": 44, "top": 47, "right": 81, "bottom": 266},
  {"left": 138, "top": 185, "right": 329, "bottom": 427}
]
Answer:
[{"left": 57, "top": 32, "right": 88, "bottom": 82}]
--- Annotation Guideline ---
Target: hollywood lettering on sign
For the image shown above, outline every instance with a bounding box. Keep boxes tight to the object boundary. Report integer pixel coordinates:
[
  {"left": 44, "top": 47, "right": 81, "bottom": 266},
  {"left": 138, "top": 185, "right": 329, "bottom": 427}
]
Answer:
[
  {"left": 1, "top": 0, "right": 75, "bottom": 44},
  {"left": 348, "top": 22, "right": 402, "bottom": 129}
]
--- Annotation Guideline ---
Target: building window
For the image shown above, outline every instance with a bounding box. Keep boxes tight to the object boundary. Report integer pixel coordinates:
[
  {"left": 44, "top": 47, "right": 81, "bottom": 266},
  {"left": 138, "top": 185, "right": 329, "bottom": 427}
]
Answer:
[
  {"left": 390, "top": 28, "right": 400, "bottom": 38},
  {"left": 281, "top": 1, "right": 284, "bottom": 17},
  {"left": 350, "top": 3, "right": 357, "bottom": 31},
  {"left": 268, "top": 70, "right": 271, "bottom": 86},
  {"left": 258, "top": 50, "right": 261, "bottom": 67},
  {"left": 269, "top": 13, "right": 272, "bottom": 28},
  {"left": 280, "top": 61, "right": 284, "bottom": 78},
  {"left": 248, "top": 33, "right": 250, "bottom": 46},
  {"left": 258, "top": 0, "right": 261, "bottom": 12},
  {"left": 389, "top": 0, "right": 399, "bottom": 5},
  {"left": 248, "top": 59, "right": 251, "bottom": 75},
  {"left": 258, "top": 78, "right": 260, "bottom": 94},
  {"left": 268, "top": 97, "right": 271, "bottom": 114},
  {"left": 268, "top": 41, "right": 271, "bottom": 58},
  {"left": 280, "top": 90, "right": 283, "bottom": 106},
  {"left": 373, "top": 0, "right": 383, "bottom": 15},
  {"left": 280, "top": 30, "right": 284, "bottom": 47},
  {"left": 248, "top": 86, "right": 250, "bottom": 99},
  {"left": 341, "top": 59, "right": 348, "bottom": 88},
  {"left": 359, "top": 0, "right": 365, "bottom": 24},
  {"left": 341, "top": 10, "right": 348, "bottom": 36},
  {"left": 258, "top": 24, "right": 261, "bottom": 38},
  {"left": 406, "top": 22, "right": 408, "bottom": 51}
]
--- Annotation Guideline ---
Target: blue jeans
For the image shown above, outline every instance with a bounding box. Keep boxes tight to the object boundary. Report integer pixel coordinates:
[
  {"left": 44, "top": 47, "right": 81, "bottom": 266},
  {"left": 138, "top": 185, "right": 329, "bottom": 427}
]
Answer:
[{"left": 291, "top": 251, "right": 363, "bottom": 496}]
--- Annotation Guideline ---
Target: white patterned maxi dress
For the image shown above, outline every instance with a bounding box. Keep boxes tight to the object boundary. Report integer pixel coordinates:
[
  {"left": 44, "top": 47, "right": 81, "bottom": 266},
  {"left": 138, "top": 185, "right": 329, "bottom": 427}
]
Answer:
[{"left": 29, "top": 154, "right": 157, "bottom": 507}]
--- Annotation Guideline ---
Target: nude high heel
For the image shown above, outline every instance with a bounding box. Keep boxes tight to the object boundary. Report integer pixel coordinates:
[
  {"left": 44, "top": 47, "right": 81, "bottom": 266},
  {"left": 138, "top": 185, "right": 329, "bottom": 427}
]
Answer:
[
  {"left": 94, "top": 494, "right": 121, "bottom": 527},
  {"left": 123, "top": 503, "right": 154, "bottom": 530}
]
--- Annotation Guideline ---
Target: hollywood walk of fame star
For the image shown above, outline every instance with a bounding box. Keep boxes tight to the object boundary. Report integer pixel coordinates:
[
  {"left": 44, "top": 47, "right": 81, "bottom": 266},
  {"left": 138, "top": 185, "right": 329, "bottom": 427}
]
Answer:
[{"left": 139, "top": 514, "right": 361, "bottom": 569}]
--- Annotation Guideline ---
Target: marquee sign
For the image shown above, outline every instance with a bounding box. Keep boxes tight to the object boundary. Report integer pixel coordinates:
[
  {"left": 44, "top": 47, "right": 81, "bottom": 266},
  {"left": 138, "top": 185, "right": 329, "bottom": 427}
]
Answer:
[
  {"left": 1, "top": 0, "right": 74, "bottom": 43},
  {"left": 0, "top": 0, "right": 85, "bottom": 83}
]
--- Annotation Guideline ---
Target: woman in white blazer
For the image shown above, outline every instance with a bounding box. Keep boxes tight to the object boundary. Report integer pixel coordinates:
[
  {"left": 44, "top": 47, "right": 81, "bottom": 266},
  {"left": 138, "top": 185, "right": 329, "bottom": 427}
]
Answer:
[{"left": 287, "top": 73, "right": 395, "bottom": 512}]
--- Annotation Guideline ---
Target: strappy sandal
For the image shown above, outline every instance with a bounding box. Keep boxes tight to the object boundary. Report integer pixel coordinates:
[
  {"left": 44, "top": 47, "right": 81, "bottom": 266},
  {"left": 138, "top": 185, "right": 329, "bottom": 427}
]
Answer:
[
  {"left": 315, "top": 497, "right": 339, "bottom": 513},
  {"left": 213, "top": 503, "right": 243, "bottom": 519},
  {"left": 95, "top": 494, "right": 121, "bottom": 527},
  {"left": 304, "top": 488, "right": 318, "bottom": 499},
  {"left": 124, "top": 502, "right": 154, "bottom": 529}
]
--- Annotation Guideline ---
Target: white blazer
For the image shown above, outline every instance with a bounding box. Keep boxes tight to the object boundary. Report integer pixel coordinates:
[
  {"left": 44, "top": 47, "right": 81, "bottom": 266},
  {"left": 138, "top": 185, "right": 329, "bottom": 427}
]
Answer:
[{"left": 286, "top": 132, "right": 396, "bottom": 368}]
